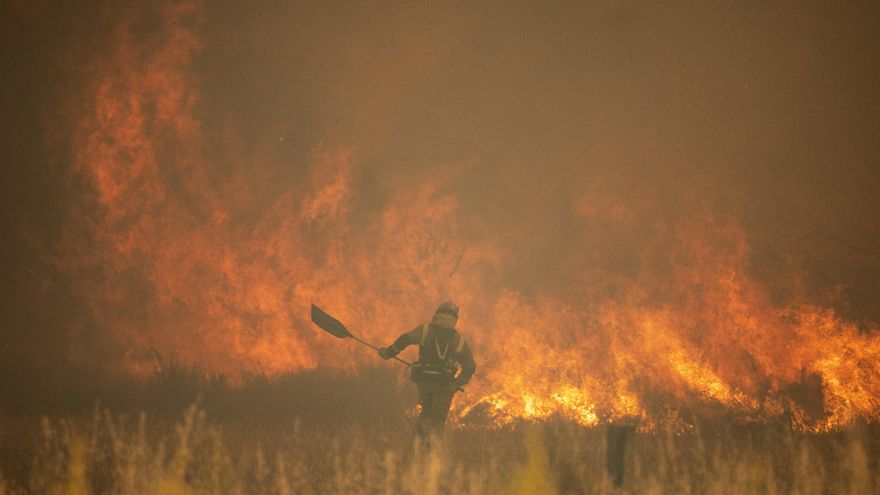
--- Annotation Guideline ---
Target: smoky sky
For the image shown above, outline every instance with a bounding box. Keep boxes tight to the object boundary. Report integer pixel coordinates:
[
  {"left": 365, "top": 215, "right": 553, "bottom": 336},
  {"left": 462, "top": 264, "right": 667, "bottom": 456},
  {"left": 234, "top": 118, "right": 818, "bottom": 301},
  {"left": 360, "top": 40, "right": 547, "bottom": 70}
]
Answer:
[
  {"left": 2, "top": 0, "right": 880, "bottom": 381},
  {"left": 199, "top": 0, "right": 880, "bottom": 309}
]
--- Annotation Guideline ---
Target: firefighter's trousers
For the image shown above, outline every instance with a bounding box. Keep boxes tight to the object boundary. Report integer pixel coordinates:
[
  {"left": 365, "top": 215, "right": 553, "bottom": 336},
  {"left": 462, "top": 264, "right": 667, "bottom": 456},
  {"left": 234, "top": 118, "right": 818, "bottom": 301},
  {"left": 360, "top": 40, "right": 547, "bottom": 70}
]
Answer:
[{"left": 416, "top": 381, "right": 457, "bottom": 438}]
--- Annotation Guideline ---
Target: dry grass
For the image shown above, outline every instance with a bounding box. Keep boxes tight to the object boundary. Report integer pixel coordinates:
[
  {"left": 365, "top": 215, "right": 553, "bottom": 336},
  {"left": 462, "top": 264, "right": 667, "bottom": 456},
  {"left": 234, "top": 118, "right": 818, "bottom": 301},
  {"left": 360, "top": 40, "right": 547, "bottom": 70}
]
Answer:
[
  {"left": 1, "top": 406, "right": 877, "bottom": 494},
  {"left": 0, "top": 367, "right": 877, "bottom": 494}
]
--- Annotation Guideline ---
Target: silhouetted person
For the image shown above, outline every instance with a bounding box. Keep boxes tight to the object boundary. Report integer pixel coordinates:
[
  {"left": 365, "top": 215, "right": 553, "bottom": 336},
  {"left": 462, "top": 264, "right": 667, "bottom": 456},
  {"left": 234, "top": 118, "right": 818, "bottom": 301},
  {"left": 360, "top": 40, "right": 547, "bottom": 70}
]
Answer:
[{"left": 379, "top": 301, "right": 476, "bottom": 441}]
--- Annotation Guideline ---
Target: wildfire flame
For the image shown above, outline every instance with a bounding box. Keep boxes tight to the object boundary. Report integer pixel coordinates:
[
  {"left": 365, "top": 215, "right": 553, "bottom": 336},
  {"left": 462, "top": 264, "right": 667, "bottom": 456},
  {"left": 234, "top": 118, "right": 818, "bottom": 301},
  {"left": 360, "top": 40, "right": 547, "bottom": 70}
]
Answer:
[{"left": 45, "top": 1, "right": 880, "bottom": 432}]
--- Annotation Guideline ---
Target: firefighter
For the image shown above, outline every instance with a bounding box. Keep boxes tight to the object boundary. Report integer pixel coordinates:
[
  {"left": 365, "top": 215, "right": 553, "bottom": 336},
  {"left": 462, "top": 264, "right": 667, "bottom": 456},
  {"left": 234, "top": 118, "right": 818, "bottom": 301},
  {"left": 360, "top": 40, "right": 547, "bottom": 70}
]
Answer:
[{"left": 378, "top": 301, "right": 476, "bottom": 439}]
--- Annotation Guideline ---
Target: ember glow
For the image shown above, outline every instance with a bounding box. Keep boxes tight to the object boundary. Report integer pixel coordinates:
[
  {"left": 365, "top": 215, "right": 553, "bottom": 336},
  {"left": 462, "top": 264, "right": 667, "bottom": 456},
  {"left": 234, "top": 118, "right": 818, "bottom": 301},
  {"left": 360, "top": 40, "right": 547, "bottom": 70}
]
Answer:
[{"left": 34, "top": 1, "right": 880, "bottom": 432}]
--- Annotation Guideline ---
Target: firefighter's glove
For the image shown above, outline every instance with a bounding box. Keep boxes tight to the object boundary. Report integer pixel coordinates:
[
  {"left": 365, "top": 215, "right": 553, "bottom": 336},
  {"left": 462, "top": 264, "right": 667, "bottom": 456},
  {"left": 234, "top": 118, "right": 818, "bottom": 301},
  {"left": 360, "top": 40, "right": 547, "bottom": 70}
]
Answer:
[{"left": 378, "top": 347, "right": 393, "bottom": 360}]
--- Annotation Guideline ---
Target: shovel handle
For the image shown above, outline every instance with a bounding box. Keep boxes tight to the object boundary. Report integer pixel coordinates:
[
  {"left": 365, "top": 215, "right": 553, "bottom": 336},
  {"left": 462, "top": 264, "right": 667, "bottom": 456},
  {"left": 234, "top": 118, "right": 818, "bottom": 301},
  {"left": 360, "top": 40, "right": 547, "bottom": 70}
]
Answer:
[{"left": 350, "top": 335, "right": 413, "bottom": 367}]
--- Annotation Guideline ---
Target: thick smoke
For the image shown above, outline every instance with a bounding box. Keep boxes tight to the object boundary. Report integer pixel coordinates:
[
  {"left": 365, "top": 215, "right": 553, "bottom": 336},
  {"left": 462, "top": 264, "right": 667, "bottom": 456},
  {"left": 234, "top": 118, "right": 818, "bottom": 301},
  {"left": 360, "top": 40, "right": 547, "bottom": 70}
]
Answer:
[{"left": 5, "top": 1, "right": 880, "bottom": 428}]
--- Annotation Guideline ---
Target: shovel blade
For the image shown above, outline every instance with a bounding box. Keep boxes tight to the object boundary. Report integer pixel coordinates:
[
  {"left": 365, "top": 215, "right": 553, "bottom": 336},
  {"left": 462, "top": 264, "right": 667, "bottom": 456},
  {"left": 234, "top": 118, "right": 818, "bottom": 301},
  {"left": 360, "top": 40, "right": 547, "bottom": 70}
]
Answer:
[{"left": 310, "top": 304, "right": 352, "bottom": 339}]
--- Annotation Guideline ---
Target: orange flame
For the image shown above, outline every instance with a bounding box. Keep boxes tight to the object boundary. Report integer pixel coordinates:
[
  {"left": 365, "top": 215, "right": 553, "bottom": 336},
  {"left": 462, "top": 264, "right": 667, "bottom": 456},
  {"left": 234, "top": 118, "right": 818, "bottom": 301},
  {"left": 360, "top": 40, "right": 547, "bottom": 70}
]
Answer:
[{"left": 48, "top": 1, "right": 880, "bottom": 431}]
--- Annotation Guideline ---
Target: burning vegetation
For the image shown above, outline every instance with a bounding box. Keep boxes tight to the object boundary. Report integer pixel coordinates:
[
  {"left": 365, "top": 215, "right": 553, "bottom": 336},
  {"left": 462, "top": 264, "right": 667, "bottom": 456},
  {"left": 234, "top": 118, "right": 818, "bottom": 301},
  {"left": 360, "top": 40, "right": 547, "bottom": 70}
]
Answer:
[
  {"left": 38, "top": 0, "right": 880, "bottom": 434},
  {"left": 3, "top": 0, "right": 880, "bottom": 492}
]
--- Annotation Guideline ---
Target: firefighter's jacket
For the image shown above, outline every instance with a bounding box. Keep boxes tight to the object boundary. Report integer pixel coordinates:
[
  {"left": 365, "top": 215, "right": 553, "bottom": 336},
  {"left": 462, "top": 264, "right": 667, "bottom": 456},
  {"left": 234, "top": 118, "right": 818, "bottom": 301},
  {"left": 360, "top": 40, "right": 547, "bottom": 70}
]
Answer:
[{"left": 387, "top": 323, "right": 476, "bottom": 385}]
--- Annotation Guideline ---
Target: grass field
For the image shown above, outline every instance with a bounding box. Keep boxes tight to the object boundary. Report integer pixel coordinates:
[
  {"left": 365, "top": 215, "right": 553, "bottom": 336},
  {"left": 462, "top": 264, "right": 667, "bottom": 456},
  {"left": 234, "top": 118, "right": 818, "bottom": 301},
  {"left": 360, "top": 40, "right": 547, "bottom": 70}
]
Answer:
[{"left": 1, "top": 367, "right": 877, "bottom": 494}]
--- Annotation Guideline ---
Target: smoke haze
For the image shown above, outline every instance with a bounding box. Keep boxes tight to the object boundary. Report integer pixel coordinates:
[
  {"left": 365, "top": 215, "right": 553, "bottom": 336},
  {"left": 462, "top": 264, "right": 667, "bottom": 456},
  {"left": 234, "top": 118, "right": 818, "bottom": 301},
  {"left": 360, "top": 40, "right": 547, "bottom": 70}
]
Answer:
[{"left": 2, "top": 1, "right": 880, "bottom": 427}]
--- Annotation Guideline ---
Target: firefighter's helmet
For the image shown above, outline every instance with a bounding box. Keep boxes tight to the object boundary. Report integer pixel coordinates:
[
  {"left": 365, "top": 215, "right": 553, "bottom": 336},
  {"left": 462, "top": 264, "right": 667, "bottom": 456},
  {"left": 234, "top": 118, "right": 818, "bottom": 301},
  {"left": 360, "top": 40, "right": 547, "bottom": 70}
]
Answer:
[{"left": 435, "top": 301, "right": 459, "bottom": 319}]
